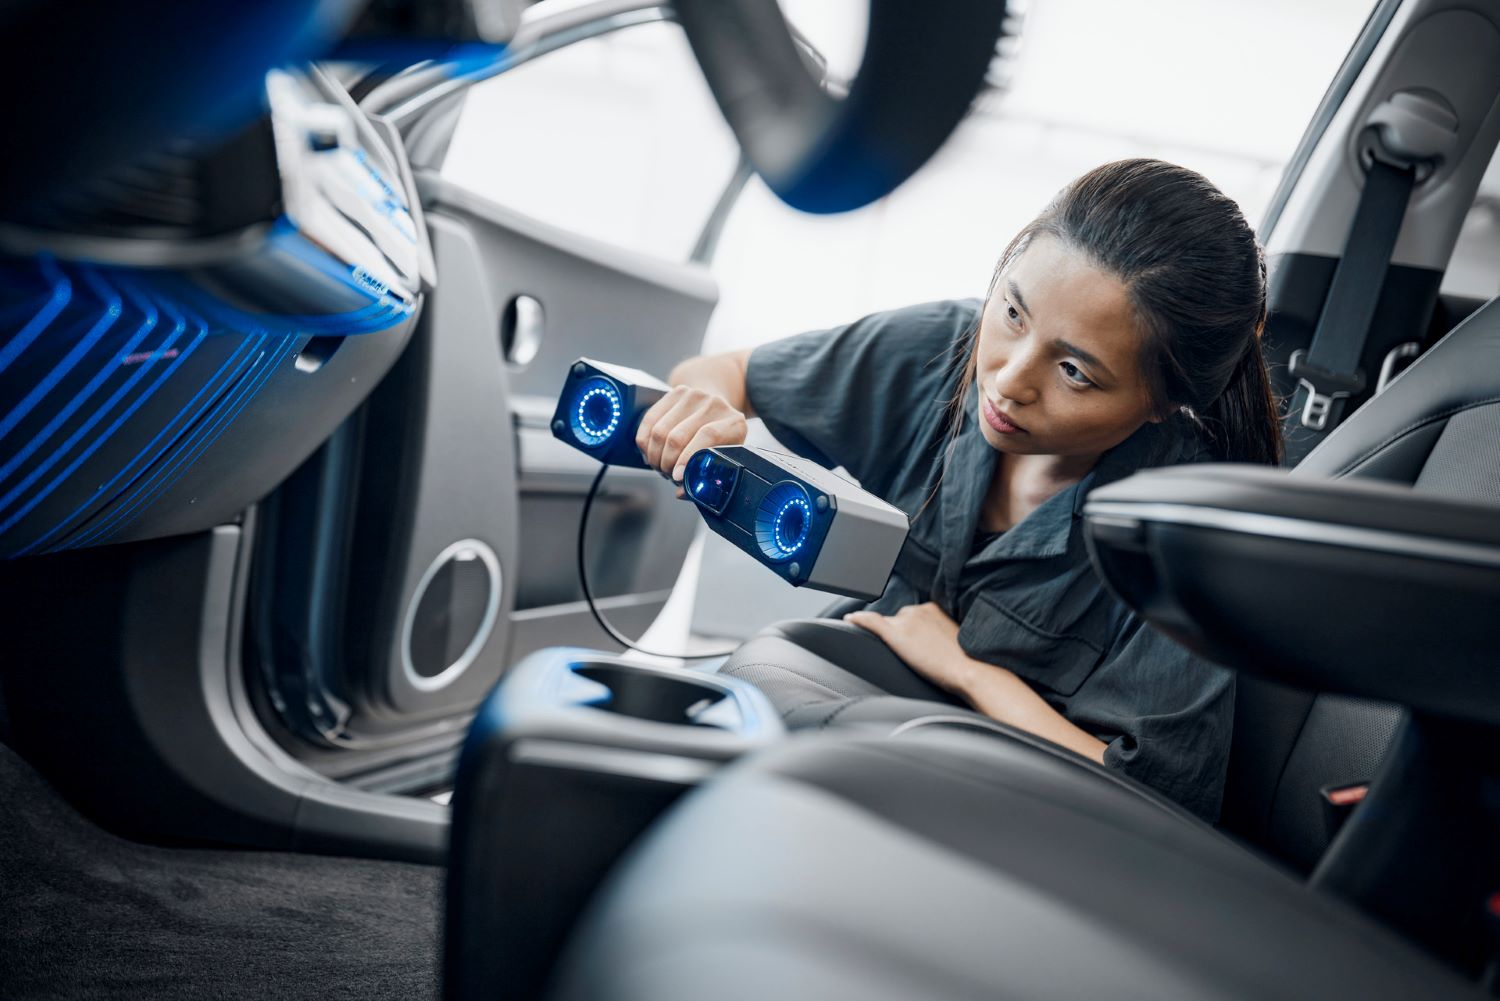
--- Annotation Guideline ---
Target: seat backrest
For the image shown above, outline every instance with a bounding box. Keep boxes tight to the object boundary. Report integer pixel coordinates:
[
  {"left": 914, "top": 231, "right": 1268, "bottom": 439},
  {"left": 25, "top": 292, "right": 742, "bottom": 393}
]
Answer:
[{"left": 1220, "top": 297, "right": 1500, "bottom": 869}]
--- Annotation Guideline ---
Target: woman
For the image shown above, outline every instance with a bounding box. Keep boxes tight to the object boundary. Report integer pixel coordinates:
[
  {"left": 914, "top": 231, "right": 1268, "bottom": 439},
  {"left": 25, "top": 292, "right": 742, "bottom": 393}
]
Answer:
[{"left": 635, "top": 159, "right": 1281, "bottom": 821}]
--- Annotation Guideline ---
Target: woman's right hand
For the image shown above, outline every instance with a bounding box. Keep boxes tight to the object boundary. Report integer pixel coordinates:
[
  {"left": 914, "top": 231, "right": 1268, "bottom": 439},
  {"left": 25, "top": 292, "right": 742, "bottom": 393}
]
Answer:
[{"left": 635, "top": 385, "right": 749, "bottom": 490}]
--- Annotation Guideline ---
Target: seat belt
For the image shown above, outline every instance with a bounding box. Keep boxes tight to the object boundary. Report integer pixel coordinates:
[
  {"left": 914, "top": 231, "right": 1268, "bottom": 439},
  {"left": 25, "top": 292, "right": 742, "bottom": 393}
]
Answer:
[
  {"left": 1286, "top": 158, "right": 1416, "bottom": 446},
  {"left": 1283, "top": 89, "right": 1459, "bottom": 464}
]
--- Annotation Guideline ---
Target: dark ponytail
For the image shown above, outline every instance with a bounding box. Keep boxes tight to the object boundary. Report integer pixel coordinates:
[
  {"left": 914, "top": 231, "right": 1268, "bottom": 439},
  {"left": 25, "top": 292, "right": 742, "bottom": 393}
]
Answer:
[
  {"left": 949, "top": 158, "right": 1283, "bottom": 466},
  {"left": 1194, "top": 336, "right": 1281, "bottom": 464}
]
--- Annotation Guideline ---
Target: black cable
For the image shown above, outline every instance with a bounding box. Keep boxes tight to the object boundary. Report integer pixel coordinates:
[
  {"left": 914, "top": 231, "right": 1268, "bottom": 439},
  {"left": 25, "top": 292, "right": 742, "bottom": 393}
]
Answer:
[{"left": 578, "top": 464, "right": 739, "bottom": 660}]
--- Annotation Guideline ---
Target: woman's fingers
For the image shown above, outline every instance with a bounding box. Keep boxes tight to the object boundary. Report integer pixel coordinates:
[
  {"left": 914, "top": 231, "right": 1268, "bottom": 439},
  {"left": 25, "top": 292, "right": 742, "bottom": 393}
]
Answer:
[
  {"left": 658, "top": 414, "right": 704, "bottom": 480},
  {"left": 635, "top": 387, "right": 748, "bottom": 480},
  {"left": 671, "top": 416, "right": 747, "bottom": 483},
  {"left": 638, "top": 391, "right": 699, "bottom": 474},
  {"left": 634, "top": 392, "right": 677, "bottom": 469},
  {"left": 843, "top": 610, "right": 886, "bottom": 636}
]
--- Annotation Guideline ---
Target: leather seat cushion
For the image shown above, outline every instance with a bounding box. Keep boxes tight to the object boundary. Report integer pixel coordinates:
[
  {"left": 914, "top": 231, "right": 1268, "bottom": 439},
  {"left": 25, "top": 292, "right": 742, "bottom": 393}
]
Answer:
[{"left": 550, "top": 730, "right": 1478, "bottom": 1001}]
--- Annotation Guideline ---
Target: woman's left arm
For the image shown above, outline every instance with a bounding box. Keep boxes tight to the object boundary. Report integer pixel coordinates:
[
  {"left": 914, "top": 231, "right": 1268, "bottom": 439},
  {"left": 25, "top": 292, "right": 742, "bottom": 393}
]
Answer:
[{"left": 844, "top": 603, "right": 1108, "bottom": 765}]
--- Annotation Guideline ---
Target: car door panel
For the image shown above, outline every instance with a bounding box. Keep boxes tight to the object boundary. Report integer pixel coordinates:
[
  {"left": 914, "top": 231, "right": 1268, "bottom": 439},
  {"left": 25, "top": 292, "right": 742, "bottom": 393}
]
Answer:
[
  {"left": 248, "top": 174, "right": 713, "bottom": 768},
  {"left": 421, "top": 173, "right": 713, "bottom": 656}
]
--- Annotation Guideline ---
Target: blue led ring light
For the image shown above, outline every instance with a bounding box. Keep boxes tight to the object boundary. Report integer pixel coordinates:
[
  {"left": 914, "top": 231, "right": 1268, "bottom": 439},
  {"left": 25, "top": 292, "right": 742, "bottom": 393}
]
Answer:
[
  {"left": 569, "top": 377, "right": 623, "bottom": 447},
  {"left": 774, "top": 498, "right": 810, "bottom": 554},
  {"left": 755, "top": 481, "right": 813, "bottom": 563}
]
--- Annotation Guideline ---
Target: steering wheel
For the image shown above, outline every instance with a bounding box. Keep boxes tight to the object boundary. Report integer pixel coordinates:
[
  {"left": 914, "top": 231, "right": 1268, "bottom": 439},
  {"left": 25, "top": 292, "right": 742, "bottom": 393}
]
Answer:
[{"left": 673, "top": 0, "right": 1008, "bottom": 214}]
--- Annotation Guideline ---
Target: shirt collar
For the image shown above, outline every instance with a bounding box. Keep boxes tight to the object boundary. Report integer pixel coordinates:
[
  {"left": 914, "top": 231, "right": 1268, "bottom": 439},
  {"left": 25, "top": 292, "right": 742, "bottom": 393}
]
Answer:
[{"left": 933, "top": 396, "right": 999, "bottom": 605}]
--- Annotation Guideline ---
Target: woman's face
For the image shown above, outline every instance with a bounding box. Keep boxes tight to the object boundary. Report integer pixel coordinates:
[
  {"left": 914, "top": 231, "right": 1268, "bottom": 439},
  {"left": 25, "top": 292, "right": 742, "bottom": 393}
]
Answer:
[{"left": 974, "top": 232, "right": 1160, "bottom": 459}]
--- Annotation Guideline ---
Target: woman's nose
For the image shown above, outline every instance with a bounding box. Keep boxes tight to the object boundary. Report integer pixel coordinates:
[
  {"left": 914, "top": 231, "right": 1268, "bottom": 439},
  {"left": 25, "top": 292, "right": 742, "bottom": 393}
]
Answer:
[{"left": 991, "top": 355, "right": 1039, "bottom": 406}]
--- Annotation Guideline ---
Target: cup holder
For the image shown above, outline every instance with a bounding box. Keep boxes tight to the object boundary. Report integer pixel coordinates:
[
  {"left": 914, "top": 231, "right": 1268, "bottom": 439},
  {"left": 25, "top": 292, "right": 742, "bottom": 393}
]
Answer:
[
  {"left": 573, "top": 662, "right": 730, "bottom": 727},
  {"left": 448, "top": 647, "right": 784, "bottom": 1001}
]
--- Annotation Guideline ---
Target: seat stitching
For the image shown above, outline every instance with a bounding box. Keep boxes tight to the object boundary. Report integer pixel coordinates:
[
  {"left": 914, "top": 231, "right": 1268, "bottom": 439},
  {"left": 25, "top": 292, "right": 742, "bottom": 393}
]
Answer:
[
  {"left": 821, "top": 696, "right": 875, "bottom": 727},
  {"left": 1330, "top": 395, "right": 1500, "bottom": 477},
  {"left": 721, "top": 661, "right": 855, "bottom": 701}
]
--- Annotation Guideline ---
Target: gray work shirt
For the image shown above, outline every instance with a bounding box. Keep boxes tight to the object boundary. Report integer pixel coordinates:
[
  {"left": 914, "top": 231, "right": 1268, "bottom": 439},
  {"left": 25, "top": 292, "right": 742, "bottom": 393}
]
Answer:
[{"left": 745, "top": 298, "right": 1234, "bottom": 822}]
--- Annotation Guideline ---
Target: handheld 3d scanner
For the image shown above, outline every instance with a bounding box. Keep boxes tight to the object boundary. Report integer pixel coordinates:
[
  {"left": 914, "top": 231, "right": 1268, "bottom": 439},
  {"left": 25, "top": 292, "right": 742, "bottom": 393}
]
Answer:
[{"left": 553, "top": 358, "right": 909, "bottom": 601}]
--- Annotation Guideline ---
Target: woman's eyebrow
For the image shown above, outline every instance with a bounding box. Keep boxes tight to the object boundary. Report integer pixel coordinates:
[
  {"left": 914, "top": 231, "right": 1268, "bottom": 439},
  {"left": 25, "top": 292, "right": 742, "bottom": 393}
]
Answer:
[
  {"left": 1005, "top": 279, "right": 1031, "bottom": 317},
  {"left": 1055, "top": 339, "right": 1116, "bottom": 381}
]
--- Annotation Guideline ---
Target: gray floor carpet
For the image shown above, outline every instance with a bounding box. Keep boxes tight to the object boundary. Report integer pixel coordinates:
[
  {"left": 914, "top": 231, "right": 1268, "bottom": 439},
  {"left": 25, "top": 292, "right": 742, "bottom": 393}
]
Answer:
[{"left": 0, "top": 745, "right": 443, "bottom": 1000}]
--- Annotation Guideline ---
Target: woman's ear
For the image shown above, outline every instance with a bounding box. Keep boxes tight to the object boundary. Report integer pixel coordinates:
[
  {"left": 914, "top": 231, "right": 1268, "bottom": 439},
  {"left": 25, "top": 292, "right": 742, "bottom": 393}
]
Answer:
[{"left": 1140, "top": 384, "right": 1173, "bottom": 425}]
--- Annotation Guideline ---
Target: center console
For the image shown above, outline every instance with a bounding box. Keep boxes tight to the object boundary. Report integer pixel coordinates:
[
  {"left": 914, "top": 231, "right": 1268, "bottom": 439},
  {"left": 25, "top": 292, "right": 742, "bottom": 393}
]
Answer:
[{"left": 444, "top": 647, "right": 783, "bottom": 1001}]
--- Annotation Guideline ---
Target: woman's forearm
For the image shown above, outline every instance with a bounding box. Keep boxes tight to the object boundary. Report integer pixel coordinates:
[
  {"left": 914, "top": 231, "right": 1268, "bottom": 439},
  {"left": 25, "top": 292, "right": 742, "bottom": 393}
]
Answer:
[
  {"left": 667, "top": 349, "right": 756, "bottom": 418},
  {"left": 957, "top": 659, "right": 1108, "bottom": 764}
]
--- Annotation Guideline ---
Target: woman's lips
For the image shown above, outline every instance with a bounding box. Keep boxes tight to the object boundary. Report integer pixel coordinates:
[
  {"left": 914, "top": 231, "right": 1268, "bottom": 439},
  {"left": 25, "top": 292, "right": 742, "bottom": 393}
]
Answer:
[{"left": 983, "top": 397, "right": 1027, "bottom": 434}]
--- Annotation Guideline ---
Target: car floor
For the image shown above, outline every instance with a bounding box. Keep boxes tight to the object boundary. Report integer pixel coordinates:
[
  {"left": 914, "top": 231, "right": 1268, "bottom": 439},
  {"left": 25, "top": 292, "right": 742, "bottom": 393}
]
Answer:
[{"left": 0, "top": 744, "right": 442, "bottom": 1001}]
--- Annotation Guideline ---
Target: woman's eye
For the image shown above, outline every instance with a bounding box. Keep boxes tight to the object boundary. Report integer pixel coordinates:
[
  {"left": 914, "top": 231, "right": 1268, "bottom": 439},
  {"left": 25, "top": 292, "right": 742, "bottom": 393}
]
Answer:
[
  {"left": 1005, "top": 303, "right": 1020, "bottom": 323},
  {"left": 1061, "top": 361, "right": 1095, "bottom": 387}
]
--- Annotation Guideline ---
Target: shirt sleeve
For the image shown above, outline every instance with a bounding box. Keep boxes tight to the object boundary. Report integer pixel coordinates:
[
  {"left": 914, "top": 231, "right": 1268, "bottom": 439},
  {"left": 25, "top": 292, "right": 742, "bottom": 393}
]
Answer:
[
  {"left": 744, "top": 300, "right": 977, "bottom": 499},
  {"left": 1084, "top": 618, "right": 1236, "bottom": 823}
]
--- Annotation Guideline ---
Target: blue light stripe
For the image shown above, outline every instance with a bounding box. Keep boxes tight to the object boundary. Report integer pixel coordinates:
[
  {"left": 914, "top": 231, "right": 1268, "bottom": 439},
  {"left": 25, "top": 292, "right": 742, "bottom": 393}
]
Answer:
[
  {"left": 159, "top": 267, "right": 404, "bottom": 335},
  {"left": 200, "top": 297, "right": 401, "bottom": 335},
  {"left": 0, "top": 286, "right": 187, "bottom": 533},
  {"left": 0, "top": 268, "right": 121, "bottom": 443},
  {"left": 259, "top": 223, "right": 414, "bottom": 326},
  {"left": 78, "top": 349, "right": 277, "bottom": 545},
  {"left": 0, "top": 284, "right": 160, "bottom": 488},
  {"left": 90, "top": 343, "right": 291, "bottom": 546},
  {"left": 113, "top": 337, "right": 294, "bottom": 519},
  {"left": 18, "top": 322, "right": 256, "bottom": 555},
  {"left": 3, "top": 301, "right": 210, "bottom": 553},
  {"left": 0, "top": 219, "right": 421, "bottom": 555},
  {"left": 0, "top": 238, "right": 418, "bottom": 556},
  {"left": 0, "top": 258, "right": 72, "bottom": 378},
  {"left": 59, "top": 334, "right": 265, "bottom": 552},
  {"left": 79, "top": 335, "right": 291, "bottom": 547},
  {"left": 6, "top": 316, "right": 206, "bottom": 555},
  {"left": 226, "top": 221, "right": 407, "bottom": 325},
  {"left": 269, "top": 210, "right": 404, "bottom": 295}
]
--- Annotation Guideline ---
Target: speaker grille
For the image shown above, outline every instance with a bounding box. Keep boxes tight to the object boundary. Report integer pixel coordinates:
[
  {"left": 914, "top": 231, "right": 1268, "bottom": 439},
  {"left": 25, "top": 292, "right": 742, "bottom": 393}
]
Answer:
[{"left": 402, "top": 540, "right": 501, "bottom": 691}]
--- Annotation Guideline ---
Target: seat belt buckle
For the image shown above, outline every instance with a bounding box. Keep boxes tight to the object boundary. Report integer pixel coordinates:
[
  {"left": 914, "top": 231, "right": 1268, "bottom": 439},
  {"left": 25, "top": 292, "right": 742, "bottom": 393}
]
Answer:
[
  {"left": 1320, "top": 780, "right": 1369, "bottom": 838},
  {"left": 1289, "top": 350, "right": 1366, "bottom": 431}
]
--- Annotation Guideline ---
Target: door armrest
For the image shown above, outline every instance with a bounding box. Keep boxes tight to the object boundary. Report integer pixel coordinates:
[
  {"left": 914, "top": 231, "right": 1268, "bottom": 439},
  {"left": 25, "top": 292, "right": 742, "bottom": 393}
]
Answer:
[{"left": 1083, "top": 464, "right": 1500, "bottom": 724}]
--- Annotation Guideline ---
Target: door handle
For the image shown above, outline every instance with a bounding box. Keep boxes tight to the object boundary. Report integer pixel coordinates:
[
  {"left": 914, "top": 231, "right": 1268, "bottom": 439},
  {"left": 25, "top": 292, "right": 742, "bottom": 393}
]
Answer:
[{"left": 501, "top": 293, "right": 545, "bottom": 366}]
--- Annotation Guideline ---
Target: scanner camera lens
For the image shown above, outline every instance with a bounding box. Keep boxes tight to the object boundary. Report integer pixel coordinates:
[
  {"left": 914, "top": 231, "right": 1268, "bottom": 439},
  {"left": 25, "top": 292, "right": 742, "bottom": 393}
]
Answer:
[{"left": 686, "top": 450, "right": 738, "bottom": 515}]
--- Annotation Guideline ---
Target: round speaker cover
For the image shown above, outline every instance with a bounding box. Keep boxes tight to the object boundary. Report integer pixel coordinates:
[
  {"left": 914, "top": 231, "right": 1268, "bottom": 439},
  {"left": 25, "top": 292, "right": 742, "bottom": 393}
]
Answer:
[{"left": 402, "top": 539, "right": 501, "bottom": 692}]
